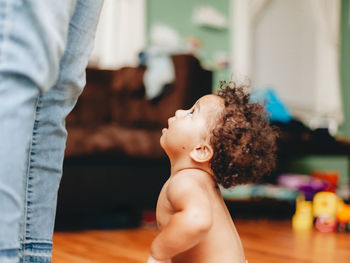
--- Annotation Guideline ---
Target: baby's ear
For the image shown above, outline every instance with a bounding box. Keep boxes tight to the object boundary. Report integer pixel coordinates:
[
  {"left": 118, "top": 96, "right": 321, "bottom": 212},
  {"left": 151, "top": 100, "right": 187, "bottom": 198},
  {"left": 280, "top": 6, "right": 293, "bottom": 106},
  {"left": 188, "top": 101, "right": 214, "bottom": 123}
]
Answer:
[{"left": 190, "top": 143, "right": 213, "bottom": 163}]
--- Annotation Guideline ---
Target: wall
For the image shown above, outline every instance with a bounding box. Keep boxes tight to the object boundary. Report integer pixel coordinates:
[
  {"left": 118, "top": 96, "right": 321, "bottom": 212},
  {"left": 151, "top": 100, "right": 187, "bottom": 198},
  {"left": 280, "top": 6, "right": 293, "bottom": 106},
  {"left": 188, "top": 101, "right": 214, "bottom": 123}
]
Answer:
[
  {"left": 340, "top": 0, "right": 350, "bottom": 138},
  {"left": 287, "top": 155, "right": 349, "bottom": 186},
  {"left": 146, "top": 0, "right": 230, "bottom": 89},
  {"left": 146, "top": 0, "right": 350, "bottom": 137}
]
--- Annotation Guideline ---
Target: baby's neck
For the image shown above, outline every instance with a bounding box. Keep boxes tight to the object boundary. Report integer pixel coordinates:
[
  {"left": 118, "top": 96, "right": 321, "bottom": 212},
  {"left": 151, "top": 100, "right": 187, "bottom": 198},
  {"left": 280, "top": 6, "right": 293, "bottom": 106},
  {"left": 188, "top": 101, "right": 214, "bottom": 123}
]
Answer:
[{"left": 169, "top": 156, "right": 213, "bottom": 178}]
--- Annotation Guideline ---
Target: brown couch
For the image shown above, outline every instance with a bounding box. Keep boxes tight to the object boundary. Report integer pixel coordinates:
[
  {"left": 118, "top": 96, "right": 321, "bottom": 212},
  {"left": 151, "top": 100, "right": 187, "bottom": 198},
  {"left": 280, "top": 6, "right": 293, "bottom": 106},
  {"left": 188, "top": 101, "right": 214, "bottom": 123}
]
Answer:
[{"left": 65, "top": 54, "right": 212, "bottom": 159}]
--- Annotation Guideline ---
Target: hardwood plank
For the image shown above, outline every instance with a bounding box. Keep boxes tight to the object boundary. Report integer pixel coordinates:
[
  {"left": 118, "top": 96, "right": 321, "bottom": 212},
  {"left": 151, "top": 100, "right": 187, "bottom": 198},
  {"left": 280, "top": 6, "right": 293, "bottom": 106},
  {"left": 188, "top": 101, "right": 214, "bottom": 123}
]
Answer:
[
  {"left": 52, "top": 220, "right": 350, "bottom": 263},
  {"left": 53, "top": 228, "right": 157, "bottom": 263},
  {"left": 236, "top": 220, "right": 350, "bottom": 263}
]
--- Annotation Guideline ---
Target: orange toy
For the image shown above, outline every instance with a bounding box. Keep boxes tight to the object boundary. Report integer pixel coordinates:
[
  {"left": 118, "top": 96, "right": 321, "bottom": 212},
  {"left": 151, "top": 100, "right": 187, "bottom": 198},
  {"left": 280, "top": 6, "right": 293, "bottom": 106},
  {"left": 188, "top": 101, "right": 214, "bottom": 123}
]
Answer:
[
  {"left": 311, "top": 170, "right": 339, "bottom": 193},
  {"left": 337, "top": 203, "right": 350, "bottom": 232}
]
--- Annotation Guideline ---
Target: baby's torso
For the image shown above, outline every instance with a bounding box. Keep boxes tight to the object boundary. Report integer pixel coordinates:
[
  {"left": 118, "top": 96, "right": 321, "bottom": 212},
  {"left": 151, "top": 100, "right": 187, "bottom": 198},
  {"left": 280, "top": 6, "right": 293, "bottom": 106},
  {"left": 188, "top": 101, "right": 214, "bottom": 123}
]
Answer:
[{"left": 156, "top": 179, "right": 246, "bottom": 263}]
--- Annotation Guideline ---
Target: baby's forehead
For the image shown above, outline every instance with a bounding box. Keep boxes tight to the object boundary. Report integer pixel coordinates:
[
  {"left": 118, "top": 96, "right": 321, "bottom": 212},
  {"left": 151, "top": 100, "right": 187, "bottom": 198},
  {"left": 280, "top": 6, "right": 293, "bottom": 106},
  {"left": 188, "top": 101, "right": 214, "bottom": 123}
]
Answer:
[
  {"left": 197, "top": 95, "right": 224, "bottom": 129},
  {"left": 197, "top": 94, "right": 224, "bottom": 112}
]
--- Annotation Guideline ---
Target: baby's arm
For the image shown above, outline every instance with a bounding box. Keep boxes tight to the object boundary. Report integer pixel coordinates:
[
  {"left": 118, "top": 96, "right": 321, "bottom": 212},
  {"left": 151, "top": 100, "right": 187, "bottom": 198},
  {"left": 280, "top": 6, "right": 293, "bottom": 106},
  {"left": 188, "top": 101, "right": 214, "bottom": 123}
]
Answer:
[{"left": 150, "top": 172, "right": 213, "bottom": 261}]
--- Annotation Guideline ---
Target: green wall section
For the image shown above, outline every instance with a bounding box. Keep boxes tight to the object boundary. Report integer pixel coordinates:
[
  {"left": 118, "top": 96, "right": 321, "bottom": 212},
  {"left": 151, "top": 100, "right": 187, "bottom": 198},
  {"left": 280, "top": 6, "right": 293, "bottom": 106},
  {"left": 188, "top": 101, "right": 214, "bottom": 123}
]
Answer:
[
  {"left": 286, "top": 155, "right": 349, "bottom": 186},
  {"left": 147, "top": 0, "right": 230, "bottom": 89},
  {"left": 340, "top": 0, "right": 350, "bottom": 137}
]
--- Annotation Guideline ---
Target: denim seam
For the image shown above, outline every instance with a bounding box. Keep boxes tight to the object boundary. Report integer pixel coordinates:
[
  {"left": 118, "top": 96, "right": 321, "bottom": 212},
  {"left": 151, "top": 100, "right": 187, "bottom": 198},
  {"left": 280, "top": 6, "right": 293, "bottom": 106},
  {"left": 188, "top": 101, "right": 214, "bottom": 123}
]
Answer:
[
  {"left": 22, "top": 95, "right": 41, "bottom": 256},
  {"left": 0, "top": 0, "right": 10, "bottom": 64}
]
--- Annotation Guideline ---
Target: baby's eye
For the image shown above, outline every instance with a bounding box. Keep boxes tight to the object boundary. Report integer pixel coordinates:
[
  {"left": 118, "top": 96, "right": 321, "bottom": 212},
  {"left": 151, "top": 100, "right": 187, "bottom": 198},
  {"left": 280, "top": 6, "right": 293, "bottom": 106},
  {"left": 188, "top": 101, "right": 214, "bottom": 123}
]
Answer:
[{"left": 188, "top": 109, "right": 194, "bottom": 116}]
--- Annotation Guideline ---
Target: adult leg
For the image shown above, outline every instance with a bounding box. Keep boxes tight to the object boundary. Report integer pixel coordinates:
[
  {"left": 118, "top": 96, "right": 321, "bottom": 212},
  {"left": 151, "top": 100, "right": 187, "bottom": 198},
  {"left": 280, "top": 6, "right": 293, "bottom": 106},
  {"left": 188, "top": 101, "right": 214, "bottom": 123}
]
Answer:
[
  {"left": 0, "top": 1, "right": 80, "bottom": 262},
  {"left": 20, "top": 1, "right": 103, "bottom": 262}
]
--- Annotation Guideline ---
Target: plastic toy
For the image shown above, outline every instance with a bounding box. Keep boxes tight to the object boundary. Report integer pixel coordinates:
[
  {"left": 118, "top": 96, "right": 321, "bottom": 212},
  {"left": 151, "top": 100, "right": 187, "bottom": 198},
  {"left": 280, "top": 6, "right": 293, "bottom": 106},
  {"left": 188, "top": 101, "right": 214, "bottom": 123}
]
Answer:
[
  {"left": 313, "top": 192, "right": 339, "bottom": 232},
  {"left": 278, "top": 174, "right": 328, "bottom": 200},
  {"left": 313, "top": 192, "right": 339, "bottom": 218},
  {"left": 292, "top": 194, "right": 313, "bottom": 231},
  {"left": 311, "top": 170, "right": 339, "bottom": 193},
  {"left": 337, "top": 203, "right": 350, "bottom": 232}
]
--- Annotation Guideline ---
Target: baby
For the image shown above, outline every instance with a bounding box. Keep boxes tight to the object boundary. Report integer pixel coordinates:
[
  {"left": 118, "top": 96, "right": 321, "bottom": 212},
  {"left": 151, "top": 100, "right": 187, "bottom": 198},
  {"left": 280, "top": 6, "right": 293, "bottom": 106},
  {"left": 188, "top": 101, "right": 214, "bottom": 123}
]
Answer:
[{"left": 147, "top": 81, "right": 278, "bottom": 263}]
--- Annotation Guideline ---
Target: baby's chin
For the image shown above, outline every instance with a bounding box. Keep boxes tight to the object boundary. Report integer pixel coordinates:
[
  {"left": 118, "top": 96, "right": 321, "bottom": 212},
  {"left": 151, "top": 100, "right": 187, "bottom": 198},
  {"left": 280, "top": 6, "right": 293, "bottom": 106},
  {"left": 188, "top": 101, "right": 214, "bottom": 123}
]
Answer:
[
  {"left": 159, "top": 133, "right": 166, "bottom": 149},
  {"left": 159, "top": 134, "right": 174, "bottom": 159},
  {"left": 160, "top": 127, "right": 168, "bottom": 145}
]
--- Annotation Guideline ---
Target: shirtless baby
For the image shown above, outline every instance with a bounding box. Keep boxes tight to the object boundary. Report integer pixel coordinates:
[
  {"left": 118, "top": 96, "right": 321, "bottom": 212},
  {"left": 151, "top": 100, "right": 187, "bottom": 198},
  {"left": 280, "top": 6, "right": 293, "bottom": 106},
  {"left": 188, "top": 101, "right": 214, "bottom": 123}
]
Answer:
[{"left": 147, "top": 81, "right": 278, "bottom": 263}]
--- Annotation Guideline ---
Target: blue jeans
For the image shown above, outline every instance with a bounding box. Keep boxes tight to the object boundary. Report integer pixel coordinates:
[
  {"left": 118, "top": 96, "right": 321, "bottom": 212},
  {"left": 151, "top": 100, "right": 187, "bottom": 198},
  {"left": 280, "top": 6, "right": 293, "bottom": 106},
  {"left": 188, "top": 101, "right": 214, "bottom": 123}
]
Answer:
[{"left": 0, "top": 0, "right": 103, "bottom": 262}]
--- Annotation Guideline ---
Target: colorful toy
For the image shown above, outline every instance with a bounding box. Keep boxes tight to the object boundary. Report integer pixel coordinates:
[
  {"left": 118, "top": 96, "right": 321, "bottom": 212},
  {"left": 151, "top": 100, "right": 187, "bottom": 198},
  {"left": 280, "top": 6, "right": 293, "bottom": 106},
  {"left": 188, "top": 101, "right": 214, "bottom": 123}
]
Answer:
[
  {"left": 314, "top": 216, "right": 337, "bottom": 232},
  {"left": 311, "top": 170, "right": 339, "bottom": 193},
  {"left": 292, "top": 194, "right": 313, "bottom": 231},
  {"left": 277, "top": 174, "right": 328, "bottom": 200},
  {"left": 313, "top": 192, "right": 339, "bottom": 217},
  {"left": 313, "top": 192, "right": 339, "bottom": 232},
  {"left": 337, "top": 203, "right": 350, "bottom": 232}
]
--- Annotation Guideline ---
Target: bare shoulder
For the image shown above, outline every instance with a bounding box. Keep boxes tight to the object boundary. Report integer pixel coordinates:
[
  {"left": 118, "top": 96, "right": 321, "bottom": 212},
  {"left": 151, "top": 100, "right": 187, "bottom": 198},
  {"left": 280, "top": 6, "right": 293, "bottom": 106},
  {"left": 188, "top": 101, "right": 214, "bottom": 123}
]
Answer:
[
  {"left": 169, "top": 169, "right": 210, "bottom": 191},
  {"left": 166, "top": 169, "right": 213, "bottom": 209}
]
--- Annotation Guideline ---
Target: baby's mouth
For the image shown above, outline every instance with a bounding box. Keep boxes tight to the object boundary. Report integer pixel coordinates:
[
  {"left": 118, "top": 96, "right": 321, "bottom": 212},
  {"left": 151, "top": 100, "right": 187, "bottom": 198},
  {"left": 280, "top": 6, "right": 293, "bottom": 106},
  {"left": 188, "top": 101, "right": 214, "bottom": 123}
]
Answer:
[{"left": 162, "top": 128, "right": 168, "bottom": 134}]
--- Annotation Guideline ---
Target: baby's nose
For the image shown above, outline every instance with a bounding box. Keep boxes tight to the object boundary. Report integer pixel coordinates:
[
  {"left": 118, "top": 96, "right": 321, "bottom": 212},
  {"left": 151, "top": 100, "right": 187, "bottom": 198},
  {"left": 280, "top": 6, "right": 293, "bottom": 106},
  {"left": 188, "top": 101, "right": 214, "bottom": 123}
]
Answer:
[{"left": 175, "top": 109, "right": 184, "bottom": 117}]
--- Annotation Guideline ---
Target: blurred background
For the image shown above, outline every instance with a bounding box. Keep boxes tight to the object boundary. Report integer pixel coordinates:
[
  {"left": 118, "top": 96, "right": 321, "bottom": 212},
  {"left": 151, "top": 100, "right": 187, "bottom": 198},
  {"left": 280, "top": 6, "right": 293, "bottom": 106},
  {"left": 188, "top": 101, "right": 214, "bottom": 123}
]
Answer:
[{"left": 55, "top": 0, "right": 350, "bottom": 236}]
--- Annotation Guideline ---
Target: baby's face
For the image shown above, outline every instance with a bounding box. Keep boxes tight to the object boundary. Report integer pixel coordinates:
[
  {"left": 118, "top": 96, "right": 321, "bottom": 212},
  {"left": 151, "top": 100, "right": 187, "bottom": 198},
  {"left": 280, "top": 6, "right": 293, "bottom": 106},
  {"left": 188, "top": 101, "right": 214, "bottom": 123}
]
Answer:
[{"left": 160, "top": 94, "right": 224, "bottom": 157}]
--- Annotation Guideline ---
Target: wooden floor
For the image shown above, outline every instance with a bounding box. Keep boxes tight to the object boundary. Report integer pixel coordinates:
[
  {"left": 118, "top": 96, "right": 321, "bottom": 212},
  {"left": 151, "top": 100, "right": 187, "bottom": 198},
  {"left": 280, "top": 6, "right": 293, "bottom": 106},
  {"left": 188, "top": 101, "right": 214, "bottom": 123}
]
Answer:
[{"left": 52, "top": 220, "right": 350, "bottom": 263}]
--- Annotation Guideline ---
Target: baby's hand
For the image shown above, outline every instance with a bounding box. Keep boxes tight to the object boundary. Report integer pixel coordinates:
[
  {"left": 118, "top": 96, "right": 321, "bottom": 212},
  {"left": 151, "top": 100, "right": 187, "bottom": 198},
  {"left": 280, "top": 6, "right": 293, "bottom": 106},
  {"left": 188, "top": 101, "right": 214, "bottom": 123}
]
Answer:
[{"left": 147, "top": 255, "right": 171, "bottom": 263}]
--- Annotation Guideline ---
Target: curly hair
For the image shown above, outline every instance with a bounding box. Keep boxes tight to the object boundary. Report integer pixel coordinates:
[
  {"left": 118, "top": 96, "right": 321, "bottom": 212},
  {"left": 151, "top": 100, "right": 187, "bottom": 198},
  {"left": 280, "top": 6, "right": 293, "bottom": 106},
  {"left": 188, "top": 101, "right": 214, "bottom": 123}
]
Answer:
[{"left": 210, "top": 81, "right": 278, "bottom": 188}]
